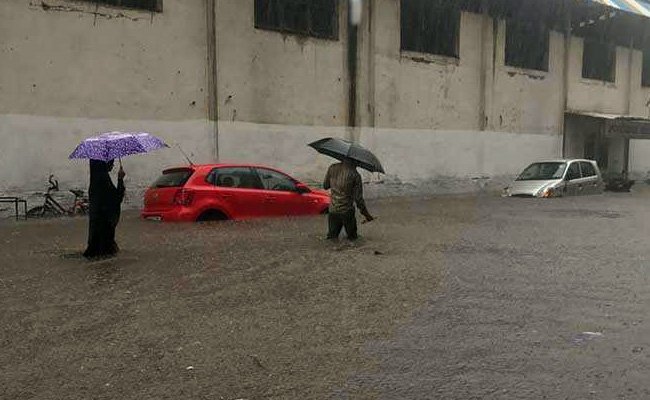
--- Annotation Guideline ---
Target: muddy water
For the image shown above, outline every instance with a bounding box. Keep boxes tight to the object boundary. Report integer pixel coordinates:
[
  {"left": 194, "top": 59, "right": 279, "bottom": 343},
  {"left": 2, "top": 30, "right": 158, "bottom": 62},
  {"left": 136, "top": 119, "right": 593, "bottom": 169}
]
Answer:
[{"left": 0, "top": 196, "right": 476, "bottom": 399}]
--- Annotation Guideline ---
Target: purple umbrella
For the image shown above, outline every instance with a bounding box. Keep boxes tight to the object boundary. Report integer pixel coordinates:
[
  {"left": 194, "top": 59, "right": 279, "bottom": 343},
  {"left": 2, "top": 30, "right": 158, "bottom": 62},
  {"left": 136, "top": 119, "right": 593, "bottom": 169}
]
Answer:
[{"left": 69, "top": 131, "right": 168, "bottom": 161}]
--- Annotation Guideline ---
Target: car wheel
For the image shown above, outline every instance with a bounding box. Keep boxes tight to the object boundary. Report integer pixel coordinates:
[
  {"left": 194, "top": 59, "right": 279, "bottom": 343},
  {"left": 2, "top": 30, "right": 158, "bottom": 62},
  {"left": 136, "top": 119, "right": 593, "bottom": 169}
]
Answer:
[{"left": 197, "top": 210, "right": 228, "bottom": 222}]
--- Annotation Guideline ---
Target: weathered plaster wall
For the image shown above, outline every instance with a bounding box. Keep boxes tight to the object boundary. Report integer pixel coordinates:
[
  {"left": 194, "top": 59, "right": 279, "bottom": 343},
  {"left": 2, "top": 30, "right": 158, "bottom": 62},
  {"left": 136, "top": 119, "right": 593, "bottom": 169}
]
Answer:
[
  {"left": 489, "top": 23, "right": 565, "bottom": 135},
  {"left": 0, "top": 0, "right": 211, "bottom": 199},
  {"left": 0, "top": 0, "right": 208, "bottom": 121},
  {"left": 371, "top": 7, "right": 483, "bottom": 130},
  {"left": 607, "top": 136, "right": 627, "bottom": 174},
  {"left": 216, "top": 2, "right": 565, "bottom": 192},
  {"left": 212, "top": 0, "right": 352, "bottom": 189},
  {"left": 4, "top": 0, "right": 649, "bottom": 212},
  {"left": 567, "top": 37, "right": 631, "bottom": 115},
  {"left": 629, "top": 139, "right": 650, "bottom": 179},
  {"left": 355, "top": 4, "right": 562, "bottom": 191},
  {"left": 214, "top": 0, "right": 349, "bottom": 127},
  {"left": 563, "top": 115, "right": 601, "bottom": 159}
]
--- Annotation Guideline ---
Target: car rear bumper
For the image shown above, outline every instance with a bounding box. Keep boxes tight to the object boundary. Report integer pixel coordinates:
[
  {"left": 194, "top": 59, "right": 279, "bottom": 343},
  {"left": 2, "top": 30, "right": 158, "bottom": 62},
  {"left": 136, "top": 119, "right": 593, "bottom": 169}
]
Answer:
[{"left": 141, "top": 207, "right": 196, "bottom": 222}]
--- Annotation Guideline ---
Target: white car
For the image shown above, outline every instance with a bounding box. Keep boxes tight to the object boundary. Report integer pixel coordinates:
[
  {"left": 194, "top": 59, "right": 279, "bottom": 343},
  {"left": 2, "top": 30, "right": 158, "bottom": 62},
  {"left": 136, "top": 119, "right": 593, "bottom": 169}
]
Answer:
[{"left": 504, "top": 159, "right": 604, "bottom": 198}]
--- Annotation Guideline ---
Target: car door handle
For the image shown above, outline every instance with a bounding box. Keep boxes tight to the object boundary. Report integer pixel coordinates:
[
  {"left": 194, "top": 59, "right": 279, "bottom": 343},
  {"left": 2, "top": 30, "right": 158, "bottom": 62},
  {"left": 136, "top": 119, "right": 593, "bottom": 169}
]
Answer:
[
  {"left": 220, "top": 194, "right": 233, "bottom": 199},
  {"left": 264, "top": 196, "right": 276, "bottom": 203}
]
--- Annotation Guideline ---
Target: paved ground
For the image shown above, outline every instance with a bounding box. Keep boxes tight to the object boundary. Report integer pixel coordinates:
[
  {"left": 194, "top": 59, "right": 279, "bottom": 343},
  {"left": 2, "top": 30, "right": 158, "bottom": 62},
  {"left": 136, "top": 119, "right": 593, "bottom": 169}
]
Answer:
[{"left": 2, "top": 191, "right": 650, "bottom": 399}]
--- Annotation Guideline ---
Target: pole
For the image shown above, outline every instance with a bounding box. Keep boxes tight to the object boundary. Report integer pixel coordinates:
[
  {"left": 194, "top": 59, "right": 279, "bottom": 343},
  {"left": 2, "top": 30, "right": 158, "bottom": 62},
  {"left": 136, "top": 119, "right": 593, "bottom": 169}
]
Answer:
[
  {"left": 206, "top": 0, "right": 219, "bottom": 161},
  {"left": 347, "top": 0, "right": 361, "bottom": 139},
  {"left": 561, "top": 0, "right": 572, "bottom": 158}
]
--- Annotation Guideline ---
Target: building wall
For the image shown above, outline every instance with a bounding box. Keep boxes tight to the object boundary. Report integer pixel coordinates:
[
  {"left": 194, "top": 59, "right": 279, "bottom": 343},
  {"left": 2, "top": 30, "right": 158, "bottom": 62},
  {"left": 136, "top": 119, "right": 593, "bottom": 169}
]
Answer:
[
  {"left": 627, "top": 50, "right": 650, "bottom": 178},
  {"left": 214, "top": 0, "right": 351, "bottom": 182},
  {"left": 489, "top": 23, "right": 566, "bottom": 135},
  {"left": 4, "top": 0, "right": 650, "bottom": 209},
  {"left": 215, "top": 2, "right": 563, "bottom": 192},
  {"left": 563, "top": 115, "right": 599, "bottom": 159},
  {"left": 0, "top": 0, "right": 213, "bottom": 200},
  {"left": 630, "top": 139, "right": 650, "bottom": 179},
  {"left": 567, "top": 37, "right": 632, "bottom": 115},
  {"left": 355, "top": 5, "right": 562, "bottom": 193}
]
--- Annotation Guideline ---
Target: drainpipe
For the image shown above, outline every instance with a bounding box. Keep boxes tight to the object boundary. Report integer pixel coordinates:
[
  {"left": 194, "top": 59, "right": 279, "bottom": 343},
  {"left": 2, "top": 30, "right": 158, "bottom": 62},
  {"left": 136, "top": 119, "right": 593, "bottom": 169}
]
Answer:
[
  {"left": 478, "top": 0, "right": 490, "bottom": 130},
  {"left": 561, "top": 0, "right": 572, "bottom": 158},
  {"left": 624, "top": 33, "right": 635, "bottom": 176},
  {"left": 206, "top": 0, "right": 219, "bottom": 161},
  {"left": 347, "top": 0, "right": 362, "bottom": 140},
  {"left": 367, "top": 0, "right": 375, "bottom": 130}
]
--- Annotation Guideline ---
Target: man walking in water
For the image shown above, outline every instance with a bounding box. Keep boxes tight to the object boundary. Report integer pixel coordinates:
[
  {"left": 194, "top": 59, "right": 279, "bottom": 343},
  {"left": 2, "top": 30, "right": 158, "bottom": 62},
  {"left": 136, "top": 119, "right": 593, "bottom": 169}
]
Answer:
[{"left": 323, "top": 157, "right": 374, "bottom": 241}]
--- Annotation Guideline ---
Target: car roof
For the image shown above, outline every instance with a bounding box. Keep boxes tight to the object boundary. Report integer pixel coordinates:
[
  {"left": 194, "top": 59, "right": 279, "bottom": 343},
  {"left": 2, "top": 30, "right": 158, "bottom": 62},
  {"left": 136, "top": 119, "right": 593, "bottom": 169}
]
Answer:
[
  {"left": 534, "top": 159, "right": 597, "bottom": 163},
  {"left": 163, "top": 163, "right": 283, "bottom": 171}
]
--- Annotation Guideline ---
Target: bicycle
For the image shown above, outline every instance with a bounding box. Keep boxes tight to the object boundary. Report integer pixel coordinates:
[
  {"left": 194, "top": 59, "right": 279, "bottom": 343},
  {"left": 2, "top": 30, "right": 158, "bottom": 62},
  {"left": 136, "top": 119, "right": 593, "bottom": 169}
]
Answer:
[{"left": 26, "top": 175, "right": 89, "bottom": 218}]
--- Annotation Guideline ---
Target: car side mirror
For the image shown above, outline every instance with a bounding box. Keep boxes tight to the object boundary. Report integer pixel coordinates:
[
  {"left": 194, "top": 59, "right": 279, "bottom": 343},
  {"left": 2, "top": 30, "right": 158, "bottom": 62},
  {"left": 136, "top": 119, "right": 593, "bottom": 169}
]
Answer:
[{"left": 295, "top": 183, "right": 311, "bottom": 194}]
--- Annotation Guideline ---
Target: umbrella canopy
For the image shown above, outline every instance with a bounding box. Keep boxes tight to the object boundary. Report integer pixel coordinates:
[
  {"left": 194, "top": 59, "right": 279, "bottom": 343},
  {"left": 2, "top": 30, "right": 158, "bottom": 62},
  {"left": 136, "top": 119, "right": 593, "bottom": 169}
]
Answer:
[
  {"left": 308, "top": 137, "right": 385, "bottom": 174},
  {"left": 69, "top": 132, "right": 168, "bottom": 161}
]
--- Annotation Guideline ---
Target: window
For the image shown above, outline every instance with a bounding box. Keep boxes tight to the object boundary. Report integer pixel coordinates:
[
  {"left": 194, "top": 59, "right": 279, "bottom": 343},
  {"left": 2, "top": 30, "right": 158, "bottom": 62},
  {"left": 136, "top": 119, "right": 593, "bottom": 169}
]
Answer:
[
  {"left": 643, "top": 46, "right": 650, "bottom": 87},
  {"left": 580, "top": 162, "right": 597, "bottom": 177},
  {"left": 566, "top": 163, "right": 581, "bottom": 180},
  {"left": 254, "top": 0, "right": 338, "bottom": 40},
  {"left": 505, "top": 20, "right": 549, "bottom": 71},
  {"left": 208, "top": 168, "right": 263, "bottom": 190},
  {"left": 152, "top": 169, "right": 193, "bottom": 188},
  {"left": 400, "top": 0, "right": 460, "bottom": 58},
  {"left": 517, "top": 162, "right": 566, "bottom": 181},
  {"left": 256, "top": 168, "right": 297, "bottom": 192},
  {"left": 582, "top": 39, "right": 616, "bottom": 82},
  {"left": 87, "top": 0, "right": 162, "bottom": 12}
]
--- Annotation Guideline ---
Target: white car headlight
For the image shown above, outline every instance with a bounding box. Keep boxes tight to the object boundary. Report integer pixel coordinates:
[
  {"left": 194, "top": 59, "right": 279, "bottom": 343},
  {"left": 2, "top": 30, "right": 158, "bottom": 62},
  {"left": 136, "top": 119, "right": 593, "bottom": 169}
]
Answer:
[{"left": 538, "top": 186, "right": 556, "bottom": 198}]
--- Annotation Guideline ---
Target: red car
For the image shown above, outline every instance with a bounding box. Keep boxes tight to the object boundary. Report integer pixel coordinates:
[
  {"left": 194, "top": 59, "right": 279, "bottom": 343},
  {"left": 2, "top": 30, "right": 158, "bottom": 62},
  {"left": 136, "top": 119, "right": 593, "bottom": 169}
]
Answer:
[{"left": 141, "top": 163, "right": 330, "bottom": 222}]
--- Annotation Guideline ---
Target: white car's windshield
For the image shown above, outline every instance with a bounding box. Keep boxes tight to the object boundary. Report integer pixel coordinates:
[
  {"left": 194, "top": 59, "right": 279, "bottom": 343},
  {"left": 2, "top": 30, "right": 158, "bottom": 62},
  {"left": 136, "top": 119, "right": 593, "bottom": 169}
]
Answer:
[{"left": 517, "top": 162, "right": 567, "bottom": 181}]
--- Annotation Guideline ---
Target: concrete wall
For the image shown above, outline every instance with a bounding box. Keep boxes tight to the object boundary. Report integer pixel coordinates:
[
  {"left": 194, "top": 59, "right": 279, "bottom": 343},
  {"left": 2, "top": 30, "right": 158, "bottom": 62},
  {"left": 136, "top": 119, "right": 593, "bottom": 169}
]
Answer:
[
  {"left": 630, "top": 139, "right": 650, "bottom": 179},
  {"left": 4, "top": 0, "right": 650, "bottom": 211},
  {"left": 567, "top": 37, "right": 632, "bottom": 115},
  {"left": 215, "top": 2, "right": 563, "bottom": 193},
  {"left": 214, "top": 0, "right": 350, "bottom": 183},
  {"left": 0, "top": 0, "right": 212, "bottom": 200},
  {"left": 354, "top": 4, "right": 562, "bottom": 193},
  {"left": 564, "top": 115, "right": 600, "bottom": 159},
  {"left": 490, "top": 24, "right": 565, "bottom": 135}
]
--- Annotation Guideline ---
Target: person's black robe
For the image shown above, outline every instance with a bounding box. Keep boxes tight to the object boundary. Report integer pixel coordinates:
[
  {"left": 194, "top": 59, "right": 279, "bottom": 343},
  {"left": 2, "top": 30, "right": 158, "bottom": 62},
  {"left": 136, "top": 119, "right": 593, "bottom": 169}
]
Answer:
[{"left": 83, "top": 160, "right": 125, "bottom": 258}]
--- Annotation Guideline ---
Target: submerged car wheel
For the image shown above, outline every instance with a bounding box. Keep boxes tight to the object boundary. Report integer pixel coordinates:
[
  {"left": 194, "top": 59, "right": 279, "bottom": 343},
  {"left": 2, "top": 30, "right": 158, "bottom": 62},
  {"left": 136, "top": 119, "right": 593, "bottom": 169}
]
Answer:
[{"left": 197, "top": 210, "right": 228, "bottom": 222}]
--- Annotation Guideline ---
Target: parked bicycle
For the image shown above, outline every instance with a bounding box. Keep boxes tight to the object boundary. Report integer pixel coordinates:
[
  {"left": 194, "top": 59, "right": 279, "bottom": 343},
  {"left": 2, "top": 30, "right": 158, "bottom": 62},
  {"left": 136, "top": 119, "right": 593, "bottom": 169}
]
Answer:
[{"left": 26, "top": 175, "right": 89, "bottom": 218}]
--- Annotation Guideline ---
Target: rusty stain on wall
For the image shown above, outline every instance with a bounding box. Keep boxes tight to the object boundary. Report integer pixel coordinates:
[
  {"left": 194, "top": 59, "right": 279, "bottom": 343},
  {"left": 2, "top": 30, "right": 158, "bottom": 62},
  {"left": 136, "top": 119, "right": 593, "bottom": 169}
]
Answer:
[
  {"left": 30, "top": 1, "right": 144, "bottom": 22},
  {"left": 506, "top": 70, "right": 546, "bottom": 80}
]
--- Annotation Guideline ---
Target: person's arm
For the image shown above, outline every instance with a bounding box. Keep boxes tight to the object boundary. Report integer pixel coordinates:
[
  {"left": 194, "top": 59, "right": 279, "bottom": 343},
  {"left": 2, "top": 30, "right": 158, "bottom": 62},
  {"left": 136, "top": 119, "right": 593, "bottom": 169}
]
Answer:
[
  {"left": 323, "top": 166, "right": 332, "bottom": 190},
  {"left": 353, "top": 173, "right": 374, "bottom": 222},
  {"left": 116, "top": 166, "right": 126, "bottom": 203}
]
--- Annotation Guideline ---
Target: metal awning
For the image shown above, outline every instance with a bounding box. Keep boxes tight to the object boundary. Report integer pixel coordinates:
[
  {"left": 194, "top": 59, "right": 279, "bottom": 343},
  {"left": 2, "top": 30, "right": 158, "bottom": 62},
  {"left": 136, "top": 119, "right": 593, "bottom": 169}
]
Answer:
[
  {"left": 566, "top": 110, "right": 650, "bottom": 138},
  {"left": 590, "top": 0, "right": 650, "bottom": 18}
]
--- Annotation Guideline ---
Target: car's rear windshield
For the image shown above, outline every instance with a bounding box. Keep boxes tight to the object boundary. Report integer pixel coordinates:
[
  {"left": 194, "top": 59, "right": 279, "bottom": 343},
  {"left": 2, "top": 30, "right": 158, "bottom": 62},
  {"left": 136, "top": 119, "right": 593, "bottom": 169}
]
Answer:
[
  {"left": 152, "top": 169, "right": 193, "bottom": 188},
  {"left": 516, "top": 162, "right": 567, "bottom": 181}
]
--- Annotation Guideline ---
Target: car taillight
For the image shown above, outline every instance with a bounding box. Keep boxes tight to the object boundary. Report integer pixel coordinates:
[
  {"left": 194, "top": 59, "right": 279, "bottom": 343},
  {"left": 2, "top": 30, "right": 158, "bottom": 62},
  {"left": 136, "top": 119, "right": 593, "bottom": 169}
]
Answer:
[{"left": 173, "top": 189, "right": 194, "bottom": 206}]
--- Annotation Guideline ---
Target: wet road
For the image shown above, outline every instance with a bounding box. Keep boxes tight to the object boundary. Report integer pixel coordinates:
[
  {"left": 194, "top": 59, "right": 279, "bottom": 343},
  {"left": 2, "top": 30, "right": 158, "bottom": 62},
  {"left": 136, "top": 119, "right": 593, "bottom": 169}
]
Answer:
[
  {"left": 340, "top": 192, "right": 650, "bottom": 399},
  {"left": 2, "top": 192, "right": 650, "bottom": 399}
]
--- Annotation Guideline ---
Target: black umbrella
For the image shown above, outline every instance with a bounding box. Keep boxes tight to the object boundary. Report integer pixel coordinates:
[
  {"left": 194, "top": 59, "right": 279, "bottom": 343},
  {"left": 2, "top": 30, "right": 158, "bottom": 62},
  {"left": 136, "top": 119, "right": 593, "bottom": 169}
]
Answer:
[{"left": 308, "top": 137, "right": 385, "bottom": 174}]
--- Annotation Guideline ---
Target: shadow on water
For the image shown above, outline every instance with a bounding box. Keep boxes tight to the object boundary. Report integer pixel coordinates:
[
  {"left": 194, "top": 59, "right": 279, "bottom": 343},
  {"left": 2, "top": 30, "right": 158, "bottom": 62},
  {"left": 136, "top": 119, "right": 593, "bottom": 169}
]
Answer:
[
  {"left": 58, "top": 250, "right": 127, "bottom": 286},
  {"left": 88, "top": 260, "right": 123, "bottom": 287}
]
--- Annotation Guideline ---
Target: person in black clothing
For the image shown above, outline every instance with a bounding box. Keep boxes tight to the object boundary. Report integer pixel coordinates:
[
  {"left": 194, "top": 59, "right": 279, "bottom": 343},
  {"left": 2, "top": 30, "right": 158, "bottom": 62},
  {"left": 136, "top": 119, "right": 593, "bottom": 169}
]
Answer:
[{"left": 83, "top": 159, "right": 126, "bottom": 259}]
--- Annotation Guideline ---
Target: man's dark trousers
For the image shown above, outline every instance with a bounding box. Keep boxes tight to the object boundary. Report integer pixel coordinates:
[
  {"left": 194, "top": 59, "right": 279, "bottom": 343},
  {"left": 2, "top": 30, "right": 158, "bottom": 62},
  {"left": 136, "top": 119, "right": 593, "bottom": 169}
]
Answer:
[{"left": 327, "top": 210, "right": 358, "bottom": 240}]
